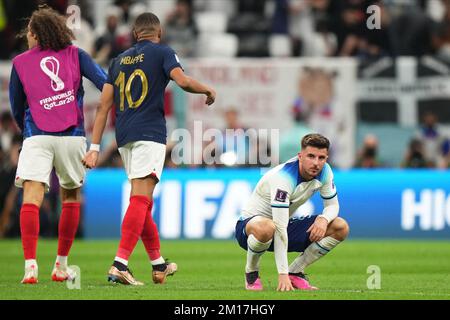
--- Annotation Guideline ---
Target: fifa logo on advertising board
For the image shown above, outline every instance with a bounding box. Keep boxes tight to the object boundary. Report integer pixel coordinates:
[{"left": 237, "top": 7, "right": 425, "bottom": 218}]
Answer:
[{"left": 402, "top": 189, "right": 450, "bottom": 231}]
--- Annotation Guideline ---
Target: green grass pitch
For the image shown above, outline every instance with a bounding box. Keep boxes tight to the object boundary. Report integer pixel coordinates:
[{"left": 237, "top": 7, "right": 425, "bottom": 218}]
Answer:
[{"left": 0, "top": 239, "right": 449, "bottom": 300}]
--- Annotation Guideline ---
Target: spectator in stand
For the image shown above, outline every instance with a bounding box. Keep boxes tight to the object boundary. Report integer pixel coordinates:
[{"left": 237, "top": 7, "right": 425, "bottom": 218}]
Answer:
[
  {"left": 388, "top": 0, "right": 433, "bottom": 57},
  {"left": 0, "top": 111, "right": 19, "bottom": 154},
  {"left": 432, "top": 0, "right": 450, "bottom": 61},
  {"left": 357, "top": 0, "right": 392, "bottom": 59},
  {"left": 93, "top": 5, "right": 132, "bottom": 66},
  {"left": 328, "top": 0, "right": 368, "bottom": 57},
  {"left": 164, "top": 0, "right": 198, "bottom": 58},
  {"left": 441, "top": 144, "right": 450, "bottom": 169},
  {"left": 288, "top": 0, "right": 337, "bottom": 57},
  {"left": 401, "top": 138, "right": 427, "bottom": 168},
  {"left": 354, "top": 134, "right": 382, "bottom": 168},
  {"left": 279, "top": 103, "right": 314, "bottom": 163},
  {"left": 415, "top": 111, "right": 450, "bottom": 168},
  {"left": 0, "top": 134, "right": 22, "bottom": 237},
  {"left": 114, "top": 0, "right": 134, "bottom": 24},
  {"left": 216, "top": 108, "right": 252, "bottom": 167}
]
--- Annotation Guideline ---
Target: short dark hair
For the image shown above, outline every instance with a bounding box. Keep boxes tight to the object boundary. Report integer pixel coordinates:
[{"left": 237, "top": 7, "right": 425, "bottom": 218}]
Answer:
[
  {"left": 25, "top": 5, "right": 75, "bottom": 51},
  {"left": 133, "top": 12, "right": 161, "bottom": 36},
  {"left": 301, "top": 134, "right": 330, "bottom": 150}
]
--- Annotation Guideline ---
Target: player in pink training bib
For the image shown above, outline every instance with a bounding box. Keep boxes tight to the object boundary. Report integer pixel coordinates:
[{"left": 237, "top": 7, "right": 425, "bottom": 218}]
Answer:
[{"left": 9, "top": 5, "right": 107, "bottom": 285}]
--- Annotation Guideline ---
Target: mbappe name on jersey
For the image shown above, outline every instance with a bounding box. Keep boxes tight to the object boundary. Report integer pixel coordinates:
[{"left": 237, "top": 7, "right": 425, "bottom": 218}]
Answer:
[{"left": 120, "top": 54, "right": 145, "bottom": 65}]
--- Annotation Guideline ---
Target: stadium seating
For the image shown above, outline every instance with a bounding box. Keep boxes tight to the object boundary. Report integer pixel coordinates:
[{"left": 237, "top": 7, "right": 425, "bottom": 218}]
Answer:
[
  {"left": 269, "top": 34, "right": 292, "bottom": 57},
  {"left": 197, "top": 33, "right": 239, "bottom": 58},
  {"left": 195, "top": 12, "right": 228, "bottom": 34}
]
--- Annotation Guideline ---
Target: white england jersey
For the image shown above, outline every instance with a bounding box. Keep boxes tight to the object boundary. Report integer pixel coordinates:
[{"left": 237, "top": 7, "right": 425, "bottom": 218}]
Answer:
[{"left": 241, "top": 157, "right": 337, "bottom": 220}]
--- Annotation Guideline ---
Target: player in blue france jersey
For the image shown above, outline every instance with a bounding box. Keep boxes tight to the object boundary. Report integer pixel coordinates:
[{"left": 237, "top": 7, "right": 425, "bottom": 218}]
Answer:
[
  {"left": 82, "top": 12, "right": 216, "bottom": 285},
  {"left": 235, "top": 134, "right": 350, "bottom": 291}
]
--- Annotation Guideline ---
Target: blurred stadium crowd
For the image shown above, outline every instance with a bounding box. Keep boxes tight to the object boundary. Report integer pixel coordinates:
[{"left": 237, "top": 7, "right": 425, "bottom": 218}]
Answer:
[
  {"left": 2, "top": 0, "right": 450, "bottom": 60},
  {"left": 1, "top": 0, "right": 450, "bottom": 238}
]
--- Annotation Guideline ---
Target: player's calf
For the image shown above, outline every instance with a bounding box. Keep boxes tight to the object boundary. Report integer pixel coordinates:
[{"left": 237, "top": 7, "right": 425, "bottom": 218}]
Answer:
[{"left": 244, "top": 218, "right": 274, "bottom": 288}]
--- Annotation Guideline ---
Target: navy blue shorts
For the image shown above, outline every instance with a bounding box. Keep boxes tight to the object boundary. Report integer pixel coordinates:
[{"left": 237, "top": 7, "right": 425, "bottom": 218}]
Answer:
[{"left": 235, "top": 215, "right": 317, "bottom": 253}]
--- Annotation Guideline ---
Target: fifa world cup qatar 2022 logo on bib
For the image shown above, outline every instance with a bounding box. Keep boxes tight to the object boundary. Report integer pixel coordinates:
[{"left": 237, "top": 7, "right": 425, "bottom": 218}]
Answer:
[
  {"left": 39, "top": 56, "right": 75, "bottom": 110},
  {"left": 40, "top": 56, "right": 65, "bottom": 91}
]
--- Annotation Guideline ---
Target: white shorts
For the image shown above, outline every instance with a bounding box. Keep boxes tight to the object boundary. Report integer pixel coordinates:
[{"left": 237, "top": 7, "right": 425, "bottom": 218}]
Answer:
[
  {"left": 15, "top": 136, "right": 87, "bottom": 192},
  {"left": 118, "top": 141, "right": 166, "bottom": 181}
]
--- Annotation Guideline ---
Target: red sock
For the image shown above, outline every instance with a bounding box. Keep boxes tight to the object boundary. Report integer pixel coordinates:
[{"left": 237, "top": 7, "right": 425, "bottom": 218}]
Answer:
[
  {"left": 57, "top": 203, "right": 81, "bottom": 257},
  {"left": 116, "top": 195, "right": 151, "bottom": 261},
  {"left": 141, "top": 201, "right": 161, "bottom": 261},
  {"left": 20, "top": 204, "right": 40, "bottom": 260}
]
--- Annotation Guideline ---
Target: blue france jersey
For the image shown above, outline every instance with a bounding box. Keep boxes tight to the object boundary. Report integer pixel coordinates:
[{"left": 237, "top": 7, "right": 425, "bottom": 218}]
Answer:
[{"left": 106, "top": 40, "right": 182, "bottom": 147}]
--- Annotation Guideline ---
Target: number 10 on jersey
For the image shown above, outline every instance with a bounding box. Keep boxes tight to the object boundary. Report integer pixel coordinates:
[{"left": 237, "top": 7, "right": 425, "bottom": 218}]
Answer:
[{"left": 114, "top": 69, "right": 149, "bottom": 111}]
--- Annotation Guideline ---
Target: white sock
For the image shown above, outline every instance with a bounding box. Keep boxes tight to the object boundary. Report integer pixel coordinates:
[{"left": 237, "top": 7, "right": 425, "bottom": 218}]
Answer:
[
  {"left": 288, "top": 236, "right": 341, "bottom": 274},
  {"left": 114, "top": 256, "right": 128, "bottom": 266},
  {"left": 56, "top": 256, "right": 68, "bottom": 267},
  {"left": 25, "top": 259, "right": 37, "bottom": 269},
  {"left": 246, "top": 234, "right": 272, "bottom": 273},
  {"left": 151, "top": 257, "right": 165, "bottom": 266}
]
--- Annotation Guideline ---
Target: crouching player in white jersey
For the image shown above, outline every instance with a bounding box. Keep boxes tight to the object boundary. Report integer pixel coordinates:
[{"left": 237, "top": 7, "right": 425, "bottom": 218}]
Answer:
[{"left": 235, "top": 134, "right": 349, "bottom": 291}]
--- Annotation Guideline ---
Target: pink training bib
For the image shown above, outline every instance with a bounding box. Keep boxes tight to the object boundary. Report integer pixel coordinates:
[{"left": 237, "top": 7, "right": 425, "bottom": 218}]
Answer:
[{"left": 13, "top": 45, "right": 81, "bottom": 132}]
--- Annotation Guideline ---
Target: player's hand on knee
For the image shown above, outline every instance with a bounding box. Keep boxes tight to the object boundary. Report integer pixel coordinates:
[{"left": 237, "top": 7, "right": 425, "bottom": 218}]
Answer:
[
  {"left": 82, "top": 151, "right": 99, "bottom": 169},
  {"left": 307, "top": 216, "right": 328, "bottom": 242},
  {"left": 277, "top": 274, "right": 295, "bottom": 292},
  {"left": 205, "top": 88, "right": 216, "bottom": 106}
]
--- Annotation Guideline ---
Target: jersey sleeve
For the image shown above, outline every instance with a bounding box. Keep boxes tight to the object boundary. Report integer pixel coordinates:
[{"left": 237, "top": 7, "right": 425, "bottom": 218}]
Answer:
[
  {"left": 269, "top": 172, "right": 295, "bottom": 209},
  {"left": 272, "top": 206, "right": 290, "bottom": 274},
  {"left": 78, "top": 48, "right": 107, "bottom": 90},
  {"left": 320, "top": 163, "right": 337, "bottom": 200},
  {"left": 9, "top": 65, "right": 26, "bottom": 132},
  {"left": 105, "top": 60, "right": 115, "bottom": 85},
  {"left": 162, "top": 46, "right": 183, "bottom": 78},
  {"left": 269, "top": 171, "right": 295, "bottom": 274}
]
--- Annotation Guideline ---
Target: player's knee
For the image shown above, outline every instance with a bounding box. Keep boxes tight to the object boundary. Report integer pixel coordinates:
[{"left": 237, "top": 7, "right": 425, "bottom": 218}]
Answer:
[
  {"left": 330, "top": 217, "right": 350, "bottom": 240},
  {"left": 131, "top": 177, "right": 157, "bottom": 198},
  {"left": 60, "top": 188, "right": 81, "bottom": 203},
  {"left": 247, "top": 219, "right": 275, "bottom": 242},
  {"left": 23, "top": 181, "right": 45, "bottom": 207}
]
